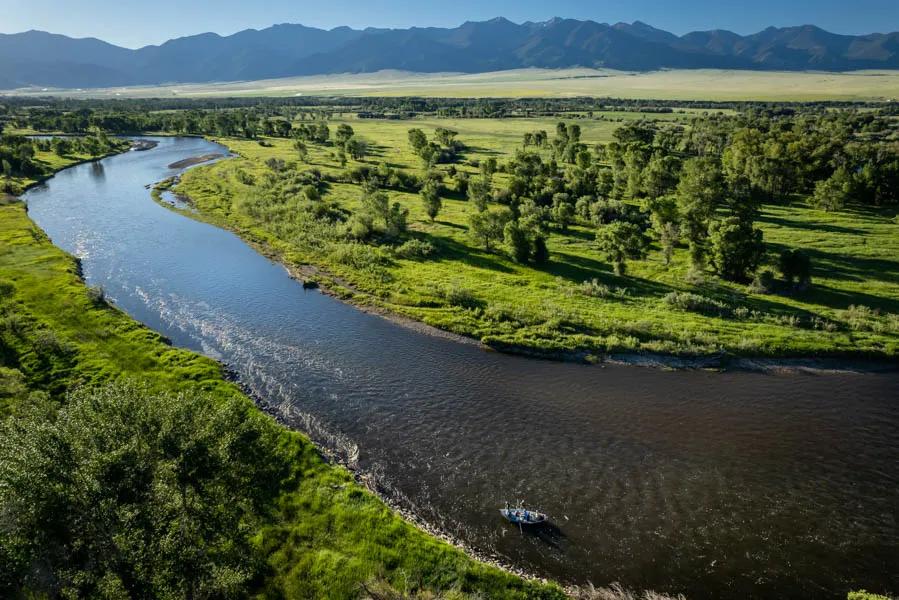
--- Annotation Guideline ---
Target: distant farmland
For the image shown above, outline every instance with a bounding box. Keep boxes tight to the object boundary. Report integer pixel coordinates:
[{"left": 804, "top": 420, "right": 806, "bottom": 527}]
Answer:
[{"left": 6, "top": 68, "right": 899, "bottom": 101}]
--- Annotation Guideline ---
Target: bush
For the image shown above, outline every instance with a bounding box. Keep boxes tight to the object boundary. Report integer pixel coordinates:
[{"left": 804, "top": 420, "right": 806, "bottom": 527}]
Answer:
[
  {"left": 394, "top": 239, "right": 436, "bottom": 260},
  {"left": 234, "top": 169, "right": 255, "bottom": 185},
  {"left": 32, "top": 329, "right": 73, "bottom": 357},
  {"left": 663, "top": 291, "right": 730, "bottom": 316},
  {"left": 577, "top": 279, "right": 629, "bottom": 299},
  {"left": 328, "top": 243, "right": 390, "bottom": 271},
  {"left": 0, "top": 279, "right": 14, "bottom": 301},
  {"left": 443, "top": 284, "right": 481, "bottom": 309},
  {"left": 86, "top": 285, "right": 106, "bottom": 305},
  {"left": 749, "top": 269, "right": 777, "bottom": 294},
  {"left": 0, "top": 382, "right": 286, "bottom": 599}
]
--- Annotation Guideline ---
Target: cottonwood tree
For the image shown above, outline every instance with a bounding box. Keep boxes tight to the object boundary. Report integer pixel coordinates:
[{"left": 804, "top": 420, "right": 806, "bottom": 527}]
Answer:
[
  {"left": 0, "top": 383, "right": 285, "bottom": 600},
  {"left": 779, "top": 249, "right": 813, "bottom": 288},
  {"left": 469, "top": 209, "right": 511, "bottom": 251},
  {"left": 596, "top": 221, "right": 649, "bottom": 276},
  {"left": 467, "top": 176, "right": 492, "bottom": 212},
  {"left": 708, "top": 216, "right": 765, "bottom": 282},
  {"left": 676, "top": 157, "right": 724, "bottom": 269},
  {"left": 420, "top": 181, "right": 442, "bottom": 221}
]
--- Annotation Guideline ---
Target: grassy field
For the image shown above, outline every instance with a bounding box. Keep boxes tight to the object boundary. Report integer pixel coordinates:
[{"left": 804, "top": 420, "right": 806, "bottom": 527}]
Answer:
[
  {"left": 0, "top": 165, "right": 565, "bottom": 597},
  {"left": 174, "top": 115, "right": 899, "bottom": 360},
  {"left": 11, "top": 68, "right": 899, "bottom": 101}
]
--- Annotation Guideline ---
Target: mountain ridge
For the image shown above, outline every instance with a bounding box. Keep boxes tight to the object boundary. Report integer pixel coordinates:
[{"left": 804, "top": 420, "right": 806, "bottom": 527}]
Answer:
[{"left": 2, "top": 18, "right": 898, "bottom": 89}]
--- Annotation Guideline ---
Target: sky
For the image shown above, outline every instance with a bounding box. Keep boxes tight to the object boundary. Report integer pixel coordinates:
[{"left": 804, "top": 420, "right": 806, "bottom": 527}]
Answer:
[{"left": 1, "top": 0, "right": 897, "bottom": 48}]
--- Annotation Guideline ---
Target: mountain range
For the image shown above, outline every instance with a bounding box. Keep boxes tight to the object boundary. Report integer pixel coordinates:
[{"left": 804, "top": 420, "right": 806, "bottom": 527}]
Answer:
[{"left": 1, "top": 18, "right": 898, "bottom": 89}]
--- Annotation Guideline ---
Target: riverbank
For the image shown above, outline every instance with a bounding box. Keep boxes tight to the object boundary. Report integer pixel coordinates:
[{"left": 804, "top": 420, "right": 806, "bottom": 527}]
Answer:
[
  {"left": 166, "top": 136, "right": 897, "bottom": 371},
  {"left": 1, "top": 163, "right": 567, "bottom": 598}
]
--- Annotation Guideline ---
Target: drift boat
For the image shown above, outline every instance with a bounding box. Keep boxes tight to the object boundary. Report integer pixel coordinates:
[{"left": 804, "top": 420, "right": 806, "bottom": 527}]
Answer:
[{"left": 500, "top": 507, "right": 547, "bottom": 525}]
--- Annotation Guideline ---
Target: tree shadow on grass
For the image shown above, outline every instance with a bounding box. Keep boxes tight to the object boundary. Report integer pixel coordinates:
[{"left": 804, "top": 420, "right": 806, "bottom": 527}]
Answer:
[
  {"left": 796, "top": 283, "right": 899, "bottom": 314},
  {"left": 555, "top": 227, "right": 595, "bottom": 243},
  {"left": 464, "top": 145, "right": 504, "bottom": 157},
  {"left": 767, "top": 241, "right": 899, "bottom": 286},
  {"left": 757, "top": 213, "right": 864, "bottom": 235},
  {"left": 415, "top": 232, "right": 516, "bottom": 274},
  {"left": 545, "top": 251, "right": 673, "bottom": 297}
]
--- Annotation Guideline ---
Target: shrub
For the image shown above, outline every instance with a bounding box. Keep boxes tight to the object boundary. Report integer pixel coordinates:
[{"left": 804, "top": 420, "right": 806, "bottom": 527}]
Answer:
[
  {"left": 86, "top": 285, "right": 106, "bottom": 305},
  {"left": 0, "top": 382, "right": 286, "bottom": 599},
  {"left": 443, "top": 285, "right": 481, "bottom": 309},
  {"left": 0, "top": 279, "right": 14, "bottom": 300},
  {"left": 32, "top": 329, "right": 73, "bottom": 357},
  {"left": 394, "top": 239, "right": 435, "bottom": 260},
  {"left": 327, "top": 243, "right": 390, "bottom": 271},
  {"left": 663, "top": 291, "right": 729, "bottom": 316},
  {"left": 844, "top": 304, "right": 879, "bottom": 331},
  {"left": 234, "top": 169, "right": 255, "bottom": 185},
  {"left": 749, "top": 269, "right": 776, "bottom": 294}
]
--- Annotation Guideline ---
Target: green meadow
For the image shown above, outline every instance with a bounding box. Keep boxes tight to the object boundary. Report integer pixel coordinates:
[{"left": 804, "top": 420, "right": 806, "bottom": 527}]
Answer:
[{"left": 173, "top": 114, "right": 899, "bottom": 360}]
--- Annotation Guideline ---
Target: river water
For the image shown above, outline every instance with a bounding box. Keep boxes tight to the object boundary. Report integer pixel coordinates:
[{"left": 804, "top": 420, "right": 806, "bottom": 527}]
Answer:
[{"left": 22, "top": 137, "right": 899, "bottom": 599}]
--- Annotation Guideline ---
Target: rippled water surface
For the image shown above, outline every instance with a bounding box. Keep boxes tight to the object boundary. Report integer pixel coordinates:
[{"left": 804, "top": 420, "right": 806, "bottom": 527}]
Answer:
[{"left": 24, "top": 138, "right": 899, "bottom": 599}]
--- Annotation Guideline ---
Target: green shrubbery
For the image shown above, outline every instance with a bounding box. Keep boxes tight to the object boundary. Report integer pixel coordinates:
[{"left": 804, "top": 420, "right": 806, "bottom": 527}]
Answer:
[{"left": 0, "top": 382, "right": 285, "bottom": 599}]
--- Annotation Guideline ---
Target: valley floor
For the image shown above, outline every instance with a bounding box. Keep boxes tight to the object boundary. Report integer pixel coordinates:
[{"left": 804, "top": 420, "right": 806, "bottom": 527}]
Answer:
[
  {"left": 173, "top": 120, "right": 899, "bottom": 362},
  {"left": 13, "top": 68, "right": 899, "bottom": 101}
]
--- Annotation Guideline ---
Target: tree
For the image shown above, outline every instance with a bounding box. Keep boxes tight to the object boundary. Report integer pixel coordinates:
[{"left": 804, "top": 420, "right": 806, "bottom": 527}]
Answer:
[
  {"left": 504, "top": 220, "right": 532, "bottom": 263},
  {"left": 641, "top": 153, "right": 680, "bottom": 199},
  {"left": 335, "top": 123, "right": 355, "bottom": 146},
  {"left": 467, "top": 176, "right": 491, "bottom": 212},
  {"left": 642, "top": 194, "right": 680, "bottom": 265},
  {"left": 708, "top": 216, "right": 765, "bottom": 282},
  {"left": 480, "top": 157, "right": 497, "bottom": 180},
  {"left": 0, "top": 383, "right": 284, "bottom": 600},
  {"left": 302, "top": 184, "right": 320, "bottom": 202},
  {"left": 623, "top": 144, "right": 650, "bottom": 198},
  {"left": 779, "top": 249, "right": 812, "bottom": 288},
  {"left": 468, "top": 209, "right": 511, "bottom": 251},
  {"left": 434, "top": 127, "right": 458, "bottom": 148},
  {"left": 345, "top": 137, "right": 368, "bottom": 161},
  {"left": 596, "top": 221, "right": 649, "bottom": 276},
  {"left": 314, "top": 122, "right": 330, "bottom": 143},
  {"left": 420, "top": 182, "right": 442, "bottom": 222},
  {"left": 416, "top": 142, "right": 440, "bottom": 168},
  {"left": 361, "top": 189, "right": 390, "bottom": 228},
  {"left": 51, "top": 137, "right": 71, "bottom": 157},
  {"left": 385, "top": 202, "right": 409, "bottom": 239},
  {"left": 293, "top": 139, "right": 308, "bottom": 163},
  {"left": 676, "top": 157, "right": 724, "bottom": 269},
  {"left": 551, "top": 193, "right": 575, "bottom": 231},
  {"left": 811, "top": 166, "right": 851, "bottom": 211},
  {"left": 658, "top": 221, "right": 680, "bottom": 266},
  {"left": 532, "top": 235, "right": 550, "bottom": 265},
  {"left": 407, "top": 128, "right": 428, "bottom": 154}
]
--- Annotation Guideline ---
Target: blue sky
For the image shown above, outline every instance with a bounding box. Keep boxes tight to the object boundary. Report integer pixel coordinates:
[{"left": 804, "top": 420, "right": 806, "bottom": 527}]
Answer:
[{"left": 1, "top": 0, "right": 897, "bottom": 48}]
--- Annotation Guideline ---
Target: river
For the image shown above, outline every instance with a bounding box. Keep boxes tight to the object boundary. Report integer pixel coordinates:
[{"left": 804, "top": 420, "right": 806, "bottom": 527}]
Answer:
[{"left": 22, "top": 137, "right": 899, "bottom": 599}]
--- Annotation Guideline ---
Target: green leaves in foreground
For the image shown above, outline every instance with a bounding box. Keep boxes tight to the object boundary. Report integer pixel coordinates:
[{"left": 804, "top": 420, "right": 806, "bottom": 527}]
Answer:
[{"left": 0, "top": 382, "right": 287, "bottom": 599}]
